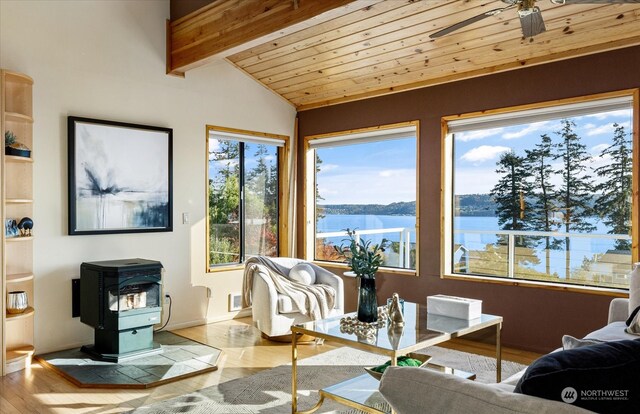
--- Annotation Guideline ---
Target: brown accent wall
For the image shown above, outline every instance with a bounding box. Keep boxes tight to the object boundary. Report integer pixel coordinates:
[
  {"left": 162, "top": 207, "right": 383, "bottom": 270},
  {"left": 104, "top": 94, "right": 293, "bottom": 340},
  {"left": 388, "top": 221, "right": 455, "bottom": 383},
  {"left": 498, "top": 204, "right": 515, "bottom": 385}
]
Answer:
[
  {"left": 297, "top": 46, "right": 640, "bottom": 353},
  {"left": 170, "top": 0, "right": 214, "bottom": 21}
]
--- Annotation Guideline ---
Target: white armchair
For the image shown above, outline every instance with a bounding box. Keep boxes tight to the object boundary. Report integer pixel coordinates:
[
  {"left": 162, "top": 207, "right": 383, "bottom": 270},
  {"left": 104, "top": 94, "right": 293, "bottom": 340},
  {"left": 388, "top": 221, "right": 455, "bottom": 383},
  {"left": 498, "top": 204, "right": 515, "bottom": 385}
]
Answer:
[{"left": 249, "top": 257, "right": 344, "bottom": 338}]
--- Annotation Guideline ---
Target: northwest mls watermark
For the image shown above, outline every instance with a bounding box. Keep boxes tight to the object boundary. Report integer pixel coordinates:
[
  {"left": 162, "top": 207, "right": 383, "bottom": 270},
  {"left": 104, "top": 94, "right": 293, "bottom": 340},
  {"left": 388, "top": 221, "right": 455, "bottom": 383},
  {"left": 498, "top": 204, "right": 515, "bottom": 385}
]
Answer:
[{"left": 562, "top": 387, "right": 630, "bottom": 404}]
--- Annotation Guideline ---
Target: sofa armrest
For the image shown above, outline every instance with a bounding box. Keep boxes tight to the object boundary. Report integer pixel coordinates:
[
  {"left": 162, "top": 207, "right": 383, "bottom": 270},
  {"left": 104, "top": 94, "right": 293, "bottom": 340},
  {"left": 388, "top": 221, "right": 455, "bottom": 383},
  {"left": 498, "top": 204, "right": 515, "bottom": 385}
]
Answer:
[
  {"left": 379, "top": 367, "right": 589, "bottom": 414},
  {"left": 608, "top": 298, "right": 630, "bottom": 324}
]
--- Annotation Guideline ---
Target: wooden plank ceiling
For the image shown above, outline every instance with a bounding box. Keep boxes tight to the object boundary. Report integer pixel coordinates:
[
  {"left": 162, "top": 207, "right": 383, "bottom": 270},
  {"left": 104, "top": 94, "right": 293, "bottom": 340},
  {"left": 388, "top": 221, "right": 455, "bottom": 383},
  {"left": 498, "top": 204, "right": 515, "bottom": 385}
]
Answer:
[{"left": 170, "top": 0, "right": 640, "bottom": 110}]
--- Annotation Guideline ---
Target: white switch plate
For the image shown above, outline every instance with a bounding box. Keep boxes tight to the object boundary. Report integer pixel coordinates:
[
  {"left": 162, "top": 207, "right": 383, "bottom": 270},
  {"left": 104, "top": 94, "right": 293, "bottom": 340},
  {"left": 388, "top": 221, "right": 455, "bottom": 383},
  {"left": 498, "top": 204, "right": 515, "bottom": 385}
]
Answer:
[{"left": 182, "top": 212, "right": 189, "bottom": 224}]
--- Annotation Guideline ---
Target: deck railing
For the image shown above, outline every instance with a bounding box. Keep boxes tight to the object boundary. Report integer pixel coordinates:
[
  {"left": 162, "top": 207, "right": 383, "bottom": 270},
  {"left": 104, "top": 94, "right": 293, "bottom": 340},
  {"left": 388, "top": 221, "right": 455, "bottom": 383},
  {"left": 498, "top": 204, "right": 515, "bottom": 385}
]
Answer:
[
  {"left": 315, "top": 226, "right": 631, "bottom": 288},
  {"left": 454, "top": 228, "right": 632, "bottom": 288},
  {"left": 316, "top": 227, "right": 415, "bottom": 268}
]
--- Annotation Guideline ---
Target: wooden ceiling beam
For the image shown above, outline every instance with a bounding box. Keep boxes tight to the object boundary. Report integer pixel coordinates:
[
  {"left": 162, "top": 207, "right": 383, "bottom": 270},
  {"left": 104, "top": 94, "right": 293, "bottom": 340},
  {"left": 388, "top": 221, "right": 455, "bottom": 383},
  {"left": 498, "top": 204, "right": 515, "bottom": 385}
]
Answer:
[{"left": 167, "top": 0, "right": 381, "bottom": 75}]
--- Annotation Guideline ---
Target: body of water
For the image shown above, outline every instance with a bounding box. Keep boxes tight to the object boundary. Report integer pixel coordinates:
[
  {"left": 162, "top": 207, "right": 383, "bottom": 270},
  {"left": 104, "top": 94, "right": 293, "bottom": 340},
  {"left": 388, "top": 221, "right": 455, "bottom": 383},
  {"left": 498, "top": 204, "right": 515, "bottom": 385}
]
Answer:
[
  {"left": 317, "top": 214, "right": 630, "bottom": 277},
  {"left": 317, "top": 214, "right": 417, "bottom": 246}
]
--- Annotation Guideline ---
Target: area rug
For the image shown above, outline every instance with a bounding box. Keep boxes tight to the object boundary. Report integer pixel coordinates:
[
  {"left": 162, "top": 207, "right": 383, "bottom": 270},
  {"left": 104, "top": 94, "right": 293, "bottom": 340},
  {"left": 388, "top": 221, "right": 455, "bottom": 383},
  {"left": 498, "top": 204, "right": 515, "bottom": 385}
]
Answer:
[
  {"left": 36, "top": 331, "right": 221, "bottom": 388},
  {"left": 129, "top": 345, "right": 527, "bottom": 413}
]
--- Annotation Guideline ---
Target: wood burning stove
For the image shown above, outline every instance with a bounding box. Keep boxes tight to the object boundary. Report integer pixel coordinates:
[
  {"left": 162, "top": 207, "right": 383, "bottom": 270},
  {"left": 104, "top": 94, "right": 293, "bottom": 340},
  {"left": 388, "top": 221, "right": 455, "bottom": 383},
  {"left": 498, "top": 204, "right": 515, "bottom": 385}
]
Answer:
[{"left": 80, "top": 258, "right": 163, "bottom": 361}]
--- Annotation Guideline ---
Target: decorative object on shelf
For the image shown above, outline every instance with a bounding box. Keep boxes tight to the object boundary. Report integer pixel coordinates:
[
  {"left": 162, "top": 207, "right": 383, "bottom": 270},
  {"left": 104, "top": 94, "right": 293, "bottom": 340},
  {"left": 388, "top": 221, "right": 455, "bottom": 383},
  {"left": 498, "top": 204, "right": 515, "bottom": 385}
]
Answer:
[
  {"left": 7, "top": 291, "right": 28, "bottom": 314},
  {"left": 5, "top": 130, "right": 16, "bottom": 145},
  {"left": 5, "top": 130, "right": 31, "bottom": 158},
  {"left": 17, "top": 217, "right": 33, "bottom": 237},
  {"left": 334, "top": 228, "right": 389, "bottom": 323},
  {"left": 387, "top": 293, "right": 405, "bottom": 327},
  {"left": 5, "top": 219, "right": 18, "bottom": 238},
  {"left": 67, "top": 117, "right": 173, "bottom": 235}
]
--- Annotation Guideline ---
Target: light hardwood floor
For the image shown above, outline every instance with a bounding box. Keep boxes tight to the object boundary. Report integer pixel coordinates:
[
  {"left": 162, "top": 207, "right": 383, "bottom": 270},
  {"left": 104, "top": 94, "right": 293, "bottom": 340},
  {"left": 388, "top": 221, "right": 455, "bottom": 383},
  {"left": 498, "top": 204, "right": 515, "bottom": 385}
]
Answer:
[{"left": 0, "top": 317, "right": 541, "bottom": 414}]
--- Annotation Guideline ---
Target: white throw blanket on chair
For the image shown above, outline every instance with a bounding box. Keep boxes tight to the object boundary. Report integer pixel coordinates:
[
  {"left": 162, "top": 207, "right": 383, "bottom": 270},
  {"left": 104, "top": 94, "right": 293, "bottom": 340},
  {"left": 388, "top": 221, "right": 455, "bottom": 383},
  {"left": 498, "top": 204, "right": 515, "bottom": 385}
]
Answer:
[{"left": 242, "top": 256, "right": 336, "bottom": 320}]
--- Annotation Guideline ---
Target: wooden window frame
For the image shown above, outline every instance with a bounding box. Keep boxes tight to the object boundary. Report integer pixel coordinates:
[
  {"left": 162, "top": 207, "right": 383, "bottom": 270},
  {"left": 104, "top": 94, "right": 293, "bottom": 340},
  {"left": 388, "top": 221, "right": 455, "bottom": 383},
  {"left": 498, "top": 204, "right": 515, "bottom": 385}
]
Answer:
[
  {"left": 441, "top": 89, "right": 640, "bottom": 295},
  {"left": 206, "top": 125, "right": 290, "bottom": 273},
  {"left": 302, "top": 121, "right": 420, "bottom": 276}
]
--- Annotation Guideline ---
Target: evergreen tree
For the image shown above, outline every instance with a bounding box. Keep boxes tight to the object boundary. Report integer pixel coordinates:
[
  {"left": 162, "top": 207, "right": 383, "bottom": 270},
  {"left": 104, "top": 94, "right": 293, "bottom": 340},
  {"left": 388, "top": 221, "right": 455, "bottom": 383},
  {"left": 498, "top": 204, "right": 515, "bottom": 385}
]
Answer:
[
  {"left": 208, "top": 139, "right": 240, "bottom": 226},
  {"left": 268, "top": 161, "right": 279, "bottom": 236},
  {"left": 524, "top": 133, "right": 561, "bottom": 275},
  {"left": 593, "top": 123, "right": 632, "bottom": 251},
  {"left": 245, "top": 144, "right": 278, "bottom": 256},
  {"left": 209, "top": 139, "right": 239, "bottom": 180},
  {"left": 208, "top": 139, "right": 241, "bottom": 263},
  {"left": 316, "top": 153, "right": 326, "bottom": 221},
  {"left": 490, "top": 151, "right": 533, "bottom": 231},
  {"left": 490, "top": 151, "right": 538, "bottom": 266},
  {"left": 315, "top": 153, "right": 335, "bottom": 261},
  {"left": 553, "top": 119, "right": 595, "bottom": 279}
]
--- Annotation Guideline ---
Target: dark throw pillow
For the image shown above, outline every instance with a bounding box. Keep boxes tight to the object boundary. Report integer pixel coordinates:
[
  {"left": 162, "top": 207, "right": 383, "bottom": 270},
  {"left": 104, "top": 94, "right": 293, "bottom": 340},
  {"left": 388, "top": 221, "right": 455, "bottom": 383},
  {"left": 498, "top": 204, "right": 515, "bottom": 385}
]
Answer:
[{"left": 514, "top": 339, "right": 640, "bottom": 413}]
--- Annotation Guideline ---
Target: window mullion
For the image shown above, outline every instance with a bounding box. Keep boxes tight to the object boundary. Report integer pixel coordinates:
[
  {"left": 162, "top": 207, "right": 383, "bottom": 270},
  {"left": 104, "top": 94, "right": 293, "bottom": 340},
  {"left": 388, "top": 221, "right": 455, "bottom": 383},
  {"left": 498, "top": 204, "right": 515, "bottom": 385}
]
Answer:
[{"left": 239, "top": 142, "right": 245, "bottom": 264}]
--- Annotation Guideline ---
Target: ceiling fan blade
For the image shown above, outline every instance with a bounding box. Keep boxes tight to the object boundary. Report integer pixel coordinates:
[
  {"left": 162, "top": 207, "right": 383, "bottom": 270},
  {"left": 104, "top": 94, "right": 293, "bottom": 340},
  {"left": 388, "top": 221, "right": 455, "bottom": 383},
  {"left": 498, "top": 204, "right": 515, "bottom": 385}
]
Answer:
[
  {"left": 551, "top": 0, "right": 639, "bottom": 4},
  {"left": 519, "top": 7, "right": 546, "bottom": 37},
  {"left": 430, "top": 6, "right": 514, "bottom": 39}
]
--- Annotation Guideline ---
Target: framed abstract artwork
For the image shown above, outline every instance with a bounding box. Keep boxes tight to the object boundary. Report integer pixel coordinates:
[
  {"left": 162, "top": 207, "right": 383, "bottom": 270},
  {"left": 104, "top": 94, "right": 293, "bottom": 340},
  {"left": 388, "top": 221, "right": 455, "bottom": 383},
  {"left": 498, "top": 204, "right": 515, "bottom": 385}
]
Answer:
[{"left": 68, "top": 116, "right": 173, "bottom": 235}]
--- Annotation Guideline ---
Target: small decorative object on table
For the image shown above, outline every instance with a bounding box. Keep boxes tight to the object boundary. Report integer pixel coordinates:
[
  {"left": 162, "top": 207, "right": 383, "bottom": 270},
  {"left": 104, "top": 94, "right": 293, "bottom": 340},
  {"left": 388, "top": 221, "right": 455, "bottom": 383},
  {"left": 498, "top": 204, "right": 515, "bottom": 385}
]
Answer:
[
  {"left": 335, "top": 228, "right": 389, "bottom": 323},
  {"left": 18, "top": 217, "right": 33, "bottom": 236},
  {"left": 427, "top": 294, "right": 482, "bottom": 320},
  {"left": 387, "top": 293, "right": 405, "bottom": 326},
  {"left": 364, "top": 354, "right": 433, "bottom": 380},
  {"left": 340, "top": 307, "right": 388, "bottom": 343},
  {"left": 7, "top": 291, "right": 28, "bottom": 314},
  {"left": 386, "top": 293, "right": 405, "bottom": 348}
]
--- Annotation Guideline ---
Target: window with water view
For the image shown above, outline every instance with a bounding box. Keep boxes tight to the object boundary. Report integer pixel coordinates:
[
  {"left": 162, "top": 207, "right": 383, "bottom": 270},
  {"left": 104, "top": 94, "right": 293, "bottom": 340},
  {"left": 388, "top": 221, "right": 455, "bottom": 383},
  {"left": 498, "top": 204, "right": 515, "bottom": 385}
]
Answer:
[
  {"left": 310, "top": 125, "right": 417, "bottom": 270},
  {"left": 207, "top": 128, "right": 282, "bottom": 268},
  {"left": 446, "top": 96, "right": 635, "bottom": 289}
]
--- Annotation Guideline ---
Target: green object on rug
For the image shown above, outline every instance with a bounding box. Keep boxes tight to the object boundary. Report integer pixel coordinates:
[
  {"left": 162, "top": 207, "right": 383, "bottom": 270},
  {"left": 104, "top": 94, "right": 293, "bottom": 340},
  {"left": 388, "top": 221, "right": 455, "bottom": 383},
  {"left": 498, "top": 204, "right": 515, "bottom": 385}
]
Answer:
[{"left": 37, "top": 331, "right": 222, "bottom": 388}]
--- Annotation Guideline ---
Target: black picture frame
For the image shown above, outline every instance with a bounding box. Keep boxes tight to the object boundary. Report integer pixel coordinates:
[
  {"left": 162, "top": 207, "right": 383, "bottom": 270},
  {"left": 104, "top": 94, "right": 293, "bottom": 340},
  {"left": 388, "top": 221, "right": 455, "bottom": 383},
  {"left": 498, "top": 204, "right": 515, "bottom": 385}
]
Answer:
[{"left": 68, "top": 116, "right": 173, "bottom": 235}]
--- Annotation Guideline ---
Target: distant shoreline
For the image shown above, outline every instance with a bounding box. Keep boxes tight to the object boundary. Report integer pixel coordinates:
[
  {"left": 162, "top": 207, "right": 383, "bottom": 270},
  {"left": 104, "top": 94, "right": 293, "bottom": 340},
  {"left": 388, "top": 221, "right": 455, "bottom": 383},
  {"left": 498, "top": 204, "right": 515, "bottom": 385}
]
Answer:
[{"left": 319, "top": 194, "right": 495, "bottom": 216}]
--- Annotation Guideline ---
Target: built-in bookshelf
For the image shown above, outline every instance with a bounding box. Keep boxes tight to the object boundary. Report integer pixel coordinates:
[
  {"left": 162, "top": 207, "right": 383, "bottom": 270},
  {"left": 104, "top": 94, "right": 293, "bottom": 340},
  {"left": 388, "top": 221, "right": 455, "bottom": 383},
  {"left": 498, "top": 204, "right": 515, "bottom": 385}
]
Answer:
[{"left": 1, "top": 69, "right": 35, "bottom": 375}]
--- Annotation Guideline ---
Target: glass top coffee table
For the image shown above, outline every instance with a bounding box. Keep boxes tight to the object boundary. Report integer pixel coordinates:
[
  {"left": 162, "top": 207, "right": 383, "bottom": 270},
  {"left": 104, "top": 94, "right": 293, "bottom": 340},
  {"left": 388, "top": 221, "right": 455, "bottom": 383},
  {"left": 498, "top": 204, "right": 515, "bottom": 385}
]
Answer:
[{"left": 290, "top": 301, "right": 503, "bottom": 414}]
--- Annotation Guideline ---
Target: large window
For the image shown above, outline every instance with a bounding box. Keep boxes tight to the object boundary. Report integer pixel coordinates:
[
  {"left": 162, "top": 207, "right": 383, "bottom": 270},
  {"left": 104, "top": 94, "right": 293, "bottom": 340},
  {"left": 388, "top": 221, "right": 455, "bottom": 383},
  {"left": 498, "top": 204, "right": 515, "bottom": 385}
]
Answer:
[
  {"left": 207, "top": 126, "right": 287, "bottom": 269},
  {"left": 443, "top": 93, "right": 637, "bottom": 290},
  {"left": 306, "top": 123, "right": 418, "bottom": 271}
]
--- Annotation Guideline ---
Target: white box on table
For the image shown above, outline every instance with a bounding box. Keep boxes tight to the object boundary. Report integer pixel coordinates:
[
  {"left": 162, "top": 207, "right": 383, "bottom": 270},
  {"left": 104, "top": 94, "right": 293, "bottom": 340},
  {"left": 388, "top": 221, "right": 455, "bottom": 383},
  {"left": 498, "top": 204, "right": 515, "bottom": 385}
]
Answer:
[{"left": 426, "top": 294, "right": 482, "bottom": 320}]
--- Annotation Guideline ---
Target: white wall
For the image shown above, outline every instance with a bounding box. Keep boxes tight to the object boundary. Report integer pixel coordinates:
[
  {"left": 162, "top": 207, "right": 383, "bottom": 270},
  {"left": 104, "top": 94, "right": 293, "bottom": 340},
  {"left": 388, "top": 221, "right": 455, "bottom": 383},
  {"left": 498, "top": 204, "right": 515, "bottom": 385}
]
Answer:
[{"left": 0, "top": 0, "right": 296, "bottom": 353}]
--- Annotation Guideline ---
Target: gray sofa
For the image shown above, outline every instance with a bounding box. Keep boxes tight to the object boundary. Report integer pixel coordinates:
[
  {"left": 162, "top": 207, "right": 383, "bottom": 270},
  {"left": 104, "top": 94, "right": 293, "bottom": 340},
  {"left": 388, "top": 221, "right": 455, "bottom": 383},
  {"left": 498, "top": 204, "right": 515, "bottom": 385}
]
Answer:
[{"left": 379, "top": 297, "right": 635, "bottom": 414}]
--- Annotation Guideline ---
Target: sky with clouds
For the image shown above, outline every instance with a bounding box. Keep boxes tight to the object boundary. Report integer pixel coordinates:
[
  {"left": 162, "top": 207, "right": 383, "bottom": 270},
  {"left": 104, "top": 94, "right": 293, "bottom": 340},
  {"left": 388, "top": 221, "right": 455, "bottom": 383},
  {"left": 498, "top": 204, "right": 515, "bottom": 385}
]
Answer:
[
  {"left": 209, "top": 107, "right": 632, "bottom": 207},
  {"left": 454, "top": 109, "right": 633, "bottom": 195},
  {"left": 316, "top": 137, "right": 416, "bottom": 205}
]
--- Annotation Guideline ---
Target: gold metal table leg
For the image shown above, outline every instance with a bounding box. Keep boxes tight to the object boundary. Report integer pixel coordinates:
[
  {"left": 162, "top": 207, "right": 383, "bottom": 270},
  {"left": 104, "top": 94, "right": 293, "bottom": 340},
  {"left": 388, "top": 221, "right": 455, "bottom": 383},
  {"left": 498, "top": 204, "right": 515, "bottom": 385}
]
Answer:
[
  {"left": 295, "top": 396, "right": 325, "bottom": 414},
  {"left": 496, "top": 322, "right": 502, "bottom": 383}
]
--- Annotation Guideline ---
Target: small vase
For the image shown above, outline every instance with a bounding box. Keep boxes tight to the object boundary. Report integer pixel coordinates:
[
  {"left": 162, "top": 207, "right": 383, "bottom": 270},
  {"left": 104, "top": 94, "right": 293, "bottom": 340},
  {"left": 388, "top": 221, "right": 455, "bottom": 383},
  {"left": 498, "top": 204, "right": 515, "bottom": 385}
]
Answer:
[
  {"left": 357, "top": 277, "right": 378, "bottom": 323},
  {"left": 7, "top": 291, "right": 28, "bottom": 314}
]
